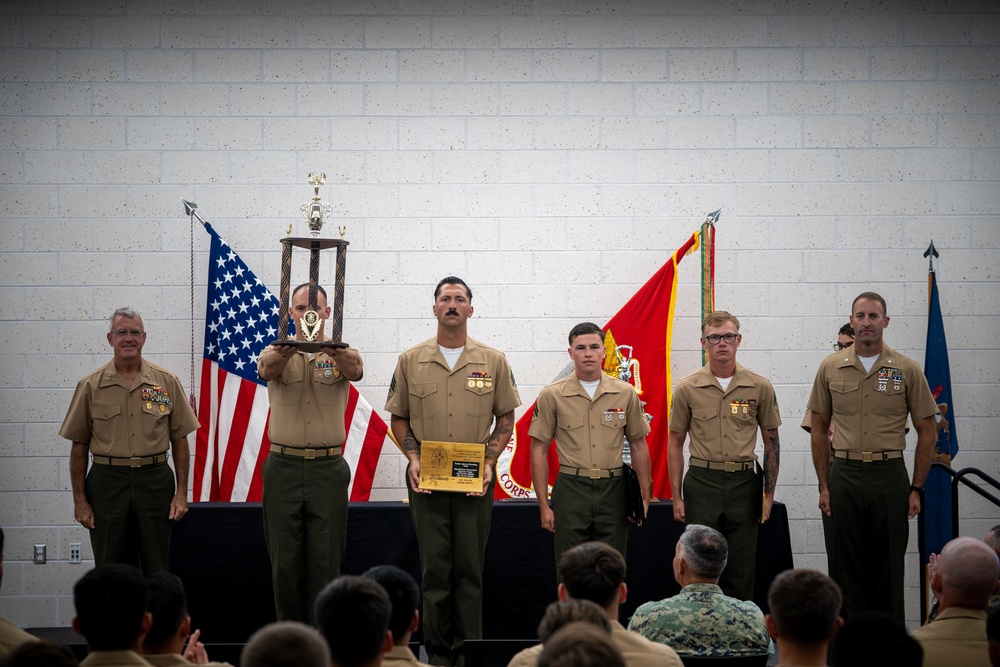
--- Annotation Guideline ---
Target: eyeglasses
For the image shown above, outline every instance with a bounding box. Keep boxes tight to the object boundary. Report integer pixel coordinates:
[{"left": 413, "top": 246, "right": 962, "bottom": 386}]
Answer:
[
  {"left": 704, "top": 333, "right": 738, "bottom": 345},
  {"left": 833, "top": 341, "right": 854, "bottom": 351},
  {"left": 112, "top": 329, "right": 144, "bottom": 338}
]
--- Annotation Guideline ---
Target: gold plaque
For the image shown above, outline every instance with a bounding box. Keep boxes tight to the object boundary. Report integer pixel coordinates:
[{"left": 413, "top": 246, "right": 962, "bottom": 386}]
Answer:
[{"left": 418, "top": 441, "right": 486, "bottom": 492}]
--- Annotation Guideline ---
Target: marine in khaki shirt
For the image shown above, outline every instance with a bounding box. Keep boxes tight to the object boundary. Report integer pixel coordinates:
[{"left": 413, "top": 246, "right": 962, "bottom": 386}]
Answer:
[
  {"left": 529, "top": 322, "right": 651, "bottom": 564},
  {"left": 59, "top": 308, "right": 200, "bottom": 573}
]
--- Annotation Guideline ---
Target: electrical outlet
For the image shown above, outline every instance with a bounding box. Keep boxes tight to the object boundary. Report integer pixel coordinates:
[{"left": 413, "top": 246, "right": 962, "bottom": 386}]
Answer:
[
  {"left": 33, "top": 544, "right": 46, "bottom": 564},
  {"left": 69, "top": 543, "right": 82, "bottom": 563}
]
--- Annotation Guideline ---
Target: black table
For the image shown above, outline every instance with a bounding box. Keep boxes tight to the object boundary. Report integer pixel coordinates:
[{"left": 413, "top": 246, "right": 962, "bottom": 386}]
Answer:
[{"left": 171, "top": 500, "right": 792, "bottom": 643}]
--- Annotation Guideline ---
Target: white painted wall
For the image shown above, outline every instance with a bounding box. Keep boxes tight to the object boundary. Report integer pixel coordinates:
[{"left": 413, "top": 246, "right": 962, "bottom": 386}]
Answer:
[{"left": 1, "top": 0, "right": 997, "bottom": 631}]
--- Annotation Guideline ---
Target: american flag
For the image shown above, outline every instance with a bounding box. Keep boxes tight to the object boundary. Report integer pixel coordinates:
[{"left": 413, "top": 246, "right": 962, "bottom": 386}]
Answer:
[{"left": 193, "top": 221, "right": 387, "bottom": 502}]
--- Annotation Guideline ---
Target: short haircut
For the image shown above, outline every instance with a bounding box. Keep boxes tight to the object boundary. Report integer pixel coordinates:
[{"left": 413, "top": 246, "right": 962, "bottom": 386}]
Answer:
[
  {"left": 1, "top": 641, "right": 79, "bottom": 667},
  {"left": 144, "top": 572, "right": 188, "bottom": 648},
  {"left": 362, "top": 565, "right": 420, "bottom": 643},
  {"left": 73, "top": 564, "right": 149, "bottom": 651},
  {"left": 829, "top": 612, "right": 921, "bottom": 667},
  {"left": 984, "top": 524, "right": 1000, "bottom": 553},
  {"left": 557, "top": 542, "right": 626, "bottom": 609},
  {"left": 767, "top": 569, "right": 842, "bottom": 643},
  {"left": 938, "top": 536, "right": 1000, "bottom": 606},
  {"left": 315, "top": 575, "right": 391, "bottom": 667},
  {"left": 536, "top": 599, "right": 610, "bottom": 643},
  {"left": 838, "top": 323, "right": 855, "bottom": 337},
  {"left": 678, "top": 524, "right": 728, "bottom": 580},
  {"left": 242, "top": 621, "right": 330, "bottom": 667},
  {"left": 292, "top": 283, "right": 328, "bottom": 301},
  {"left": 109, "top": 307, "right": 142, "bottom": 330},
  {"left": 433, "top": 276, "right": 472, "bottom": 301},
  {"left": 568, "top": 322, "right": 605, "bottom": 346},
  {"left": 537, "top": 622, "right": 624, "bottom": 667},
  {"left": 851, "top": 291, "right": 887, "bottom": 316},
  {"left": 701, "top": 310, "right": 740, "bottom": 334}
]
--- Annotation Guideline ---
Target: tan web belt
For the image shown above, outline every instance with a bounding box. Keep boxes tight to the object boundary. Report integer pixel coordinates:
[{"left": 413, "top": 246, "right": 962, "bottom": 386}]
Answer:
[
  {"left": 833, "top": 450, "right": 903, "bottom": 462},
  {"left": 689, "top": 457, "right": 754, "bottom": 472},
  {"left": 270, "top": 444, "right": 343, "bottom": 460},
  {"left": 92, "top": 453, "right": 168, "bottom": 468},
  {"left": 558, "top": 465, "right": 624, "bottom": 479}
]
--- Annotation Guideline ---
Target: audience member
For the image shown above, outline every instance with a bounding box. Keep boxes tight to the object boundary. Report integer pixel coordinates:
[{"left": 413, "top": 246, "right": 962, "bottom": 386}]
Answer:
[
  {"left": 241, "top": 622, "right": 329, "bottom": 667},
  {"left": 363, "top": 565, "right": 425, "bottom": 666},
  {"left": 315, "top": 575, "right": 393, "bottom": 667},
  {"left": 557, "top": 542, "right": 681, "bottom": 667},
  {"left": 829, "top": 612, "right": 921, "bottom": 667},
  {"left": 765, "top": 569, "right": 842, "bottom": 667},
  {"left": 628, "top": 525, "right": 771, "bottom": 656},
  {"left": 987, "top": 605, "right": 1000, "bottom": 667},
  {"left": 537, "top": 622, "right": 624, "bottom": 667},
  {"left": 911, "top": 536, "right": 1000, "bottom": 667},
  {"left": 928, "top": 525, "right": 1000, "bottom": 621},
  {"left": 142, "top": 572, "right": 231, "bottom": 667},
  {"left": 0, "top": 528, "right": 38, "bottom": 658},
  {"left": 507, "top": 599, "right": 612, "bottom": 667},
  {"left": 0, "top": 641, "right": 78, "bottom": 667},
  {"left": 72, "top": 564, "right": 153, "bottom": 667}
]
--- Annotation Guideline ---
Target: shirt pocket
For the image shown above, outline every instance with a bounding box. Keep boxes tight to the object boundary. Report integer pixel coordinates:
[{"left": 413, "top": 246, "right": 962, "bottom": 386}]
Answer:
[
  {"left": 409, "top": 383, "right": 438, "bottom": 419},
  {"left": 91, "top": 404, "right": 121, "bottom": 445},
  {"left": 276, "top": 365, "right": 304, "bottom": 405},
  {"left": 465, "top": 382, "right": 494, "bottom": 417},
  {"left": 830, "top": 379, "right": 860, "bottom": 416},
  {"left": 314, "top": 371, "right": 345, "bottom": 406},
  {"left": 599, "top": 414, "right": 626, "bottom": 450},
  {"left": 691, "top": 406, "right": 719, "bottom": 441},
  {"left": 141, "top": 401, "right": 171, "bottom": 442}
]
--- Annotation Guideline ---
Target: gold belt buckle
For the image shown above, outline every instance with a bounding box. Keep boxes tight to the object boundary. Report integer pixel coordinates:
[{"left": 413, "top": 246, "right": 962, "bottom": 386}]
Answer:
[
  {"left": 129, "top": 457, "right": 143, "bottom": 468},
  {"left": 589, "top": 468, "right": 602, "bottom": 480},
  {"left": 724, "top": 461, "right": 737, "bottom": 473},
  {"left": 304, "top": 448, "right": 317, "bottom": 460},
  {"left": 862, "top": 451, "right": 873, "bottom": 463}
]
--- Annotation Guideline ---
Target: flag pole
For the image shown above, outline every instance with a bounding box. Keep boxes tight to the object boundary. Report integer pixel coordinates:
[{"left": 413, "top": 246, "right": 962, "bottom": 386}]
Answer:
[
  {"left": 700, "top": 208, "right": 721, "bottom": 365},
  {"left": 184, "top": 199, "right": 207, "bottom": 413}
]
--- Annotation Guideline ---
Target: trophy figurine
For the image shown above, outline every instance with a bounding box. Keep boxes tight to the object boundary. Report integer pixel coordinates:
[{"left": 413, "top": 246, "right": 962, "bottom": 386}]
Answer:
[{"left": 272, "top": 173, "right": 349, "bottom": 352}]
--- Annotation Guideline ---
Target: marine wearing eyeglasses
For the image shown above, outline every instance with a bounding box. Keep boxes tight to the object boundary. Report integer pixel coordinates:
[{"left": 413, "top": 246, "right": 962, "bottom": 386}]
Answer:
[
  {"left": 59, "top": 307, "right": 200, "bottom": 573},
  {"left": 667, "top": 311, "right": 782, "bottom": 601}
]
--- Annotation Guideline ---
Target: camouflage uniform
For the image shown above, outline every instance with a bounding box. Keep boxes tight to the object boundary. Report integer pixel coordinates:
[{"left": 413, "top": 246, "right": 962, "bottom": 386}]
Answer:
[{"left": 627, "top": 583, "right": 771, "bottom": 657}]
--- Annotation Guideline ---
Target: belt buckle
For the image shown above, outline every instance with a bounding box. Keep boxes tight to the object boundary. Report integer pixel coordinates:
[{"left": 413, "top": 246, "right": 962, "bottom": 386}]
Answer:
[
  {"left": 304, "top": 448, "right": 317, "bottom": 460},
  {"left": 588, "top": 468, "right": 602, "bottom": 480},
  {"left": 129, "top": 457, "right": 143, "bottom": 468},
  {"left": 724, "top": 461, "right": 737, "bottom": 473},
  {"left": 862, "top": 451, "right": 873, "bottom": 463}
]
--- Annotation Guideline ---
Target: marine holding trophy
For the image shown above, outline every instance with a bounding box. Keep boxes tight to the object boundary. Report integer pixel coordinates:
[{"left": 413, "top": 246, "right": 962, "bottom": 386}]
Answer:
[
  {"left": 385, "top": 276, "right": 521, "bottom": 667},
  {"left": 257, "top": 174, "right": 364, "bottom": 624}
]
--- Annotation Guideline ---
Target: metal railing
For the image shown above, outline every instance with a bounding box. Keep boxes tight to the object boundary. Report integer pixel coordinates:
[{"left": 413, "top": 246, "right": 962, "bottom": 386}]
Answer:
[{"left": 917, "top": 462, "right": 1000, "bottom": 623}]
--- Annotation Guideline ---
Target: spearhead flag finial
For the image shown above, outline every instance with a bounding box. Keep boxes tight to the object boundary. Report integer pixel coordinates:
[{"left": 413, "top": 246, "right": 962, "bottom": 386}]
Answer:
[
  {"left": 924, "top": 240, "right": 939, "bottom": 272},
  {"left": 705, "top": 207, "right": 722, "bottom": 225},
  {"left": 182, "top": 199, "right": 207, "bottom": 225}
]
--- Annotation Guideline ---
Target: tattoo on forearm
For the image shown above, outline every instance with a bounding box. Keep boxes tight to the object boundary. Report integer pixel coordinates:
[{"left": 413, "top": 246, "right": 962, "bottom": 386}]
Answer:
[
  {"left": 764, "top": 429, "right": 780, "bottom": 495},
  {"left": 403, "top": 428, "right": 420, "bottom": 453},
  {"left": 486, "top": 413, "right": 514, "bottom": 460}
]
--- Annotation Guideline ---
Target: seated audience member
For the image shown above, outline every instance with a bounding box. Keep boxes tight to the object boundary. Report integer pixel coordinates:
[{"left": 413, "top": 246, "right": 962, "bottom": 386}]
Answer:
[
  {"left": 765, "top": 569, "right": 843, "bottom": 667},
  {"left": 537, "top": 622, "right": 625, "bottom": 667},
  {"left": 628, "top": 525, "right": 771, "bottom": 656},
  {"left": 507, "top": 599, "right": 612, "bottom": 667},
  {"left": 558, "top": 542, "right": 682, "bottom": 667},
  {"left": 987, "top": 605, "right": 1000, "bottom": 667},
  {"left": 0, "top": 528, "right": 38, "bottom": 658},
  {"left": 315, "top": 575, "right": 393, "bottom": 667},
  {"left": 142, "top": 572, "right": 231, "bottom": 667},
  {"left": 829, "top": 612, "right": 922, "bottom": 667},
  {"left": 928, "top": 525, "right": 1000, "bottom": 621},
  {"left": 0, "top": 642, "right": 78, "bottom": 667},
  {"left": 911, "top": 536, "right": 1000, "bottom": 667},
  {"left": 241, "top": 622, "right": 329, "bottom": 667},
  {"left": 72, "top": 564, "right": 154, "bottom": 667},
  {"left": 363, "top": 565, "right": 425, "bottom": 666}
]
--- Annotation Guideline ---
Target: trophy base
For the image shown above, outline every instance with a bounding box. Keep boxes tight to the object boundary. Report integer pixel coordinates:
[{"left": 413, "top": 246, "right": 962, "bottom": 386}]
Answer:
[{"left": 271, "top": 340, "right": 349, "bottom": 353}]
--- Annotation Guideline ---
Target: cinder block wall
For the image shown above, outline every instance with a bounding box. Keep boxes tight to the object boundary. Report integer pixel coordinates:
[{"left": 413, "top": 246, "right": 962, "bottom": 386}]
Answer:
[{"left": 1, "top": 0, "right": 997, "bottom": 630}]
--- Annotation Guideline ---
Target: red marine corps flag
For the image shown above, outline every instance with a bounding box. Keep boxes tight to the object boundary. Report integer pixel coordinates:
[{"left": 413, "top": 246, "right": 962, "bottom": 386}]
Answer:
[
  {"left": 494, "top": 228, "right": 705, "bottom": 500},
  {"left": 191, "top": 217, "right": 387, "bottom": 502}
]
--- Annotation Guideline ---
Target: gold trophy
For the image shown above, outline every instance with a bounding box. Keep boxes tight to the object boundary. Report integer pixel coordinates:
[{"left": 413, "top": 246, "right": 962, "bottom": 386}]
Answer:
[{"left": 272, "top": 173, "right": 349, "bottom": 352}]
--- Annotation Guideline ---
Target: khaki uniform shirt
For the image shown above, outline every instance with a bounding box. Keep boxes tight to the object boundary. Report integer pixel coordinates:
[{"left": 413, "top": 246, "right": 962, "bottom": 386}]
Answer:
[
  {"left": 610, "top": 621, "right": 683, "bottom": 667},
  {"left": 59, "top": 359, "right": 200, "bottom": 457},
  {"left": 808, "top": 344, "right": 937, "bottom": 452},
  {"left": 144, "top": 655, "right": 233, "bottom": 667},
  {"left": 910, "top": 607, "right": 990, "bottom": 667},
  {"left": 382, "top": 645, "right": 426, "bottom": 666},
  {"left": 81, "top": 650, "right": 156, "bottom": 667},
  {"left": 385, "top": 337, "right": 521, "bottom": 445},
  {"left": 0, "top": 618, "right": 37, "bottom": 658},
  {"left": 261, "top": 348, "right": 349, "bottom": 447},
  {"left": 529, "top": 373, "right": 650, "bottom": 470},
  {"left": 669, "top": 363, "right": 781, "bottom": 462}
]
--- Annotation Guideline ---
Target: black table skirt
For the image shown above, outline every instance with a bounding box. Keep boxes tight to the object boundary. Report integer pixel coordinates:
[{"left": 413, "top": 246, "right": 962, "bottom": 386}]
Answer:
[{"left": 170, "top": 500, "right": 792, "bottom": 643}]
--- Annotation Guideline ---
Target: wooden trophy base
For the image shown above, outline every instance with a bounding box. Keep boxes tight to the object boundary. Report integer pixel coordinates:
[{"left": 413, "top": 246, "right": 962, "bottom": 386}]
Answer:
[{"left": 270, "top": 340, "right": 349, "bottom": 353}]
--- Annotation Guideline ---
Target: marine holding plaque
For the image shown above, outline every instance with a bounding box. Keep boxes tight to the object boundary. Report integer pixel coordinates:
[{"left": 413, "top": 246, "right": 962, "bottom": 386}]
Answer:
[
  {"left": 256, "top": 175, "right": 365, "bottom": 624},
  {"left": 385, "top": 276, "right": 521, "bottom": 667}
]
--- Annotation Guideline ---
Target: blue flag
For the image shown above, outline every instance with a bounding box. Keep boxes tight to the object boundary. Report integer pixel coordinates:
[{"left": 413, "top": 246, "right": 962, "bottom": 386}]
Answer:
[{"left": 923, "top": 269, "right": 958, "bottom": 557}]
